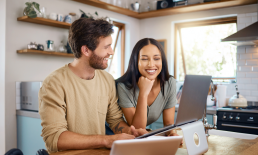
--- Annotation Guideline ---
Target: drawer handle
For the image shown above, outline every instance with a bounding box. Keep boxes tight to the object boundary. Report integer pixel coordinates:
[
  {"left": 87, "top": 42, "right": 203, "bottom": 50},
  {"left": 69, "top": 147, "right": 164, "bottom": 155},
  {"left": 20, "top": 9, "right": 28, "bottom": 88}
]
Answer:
[{"left": 221, "top": 123, "right": 258, "bottom": 129}]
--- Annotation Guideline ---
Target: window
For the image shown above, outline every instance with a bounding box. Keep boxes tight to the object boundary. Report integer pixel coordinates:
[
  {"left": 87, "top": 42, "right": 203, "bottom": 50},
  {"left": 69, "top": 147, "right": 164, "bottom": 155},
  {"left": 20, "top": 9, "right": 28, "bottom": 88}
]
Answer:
[
  {"left": 105, "top": 22, "right": 125, "bottom": 79},
  {"left": 174, "top": 17, "right": 237, "bottom": 82}
]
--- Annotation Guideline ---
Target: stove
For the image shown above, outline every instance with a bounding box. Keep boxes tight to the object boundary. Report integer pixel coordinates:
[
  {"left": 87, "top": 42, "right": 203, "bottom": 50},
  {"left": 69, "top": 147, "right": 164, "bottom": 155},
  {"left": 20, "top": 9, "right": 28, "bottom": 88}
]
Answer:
[{"left": 217, "top": 106, "right": 258, "bottom": 135}]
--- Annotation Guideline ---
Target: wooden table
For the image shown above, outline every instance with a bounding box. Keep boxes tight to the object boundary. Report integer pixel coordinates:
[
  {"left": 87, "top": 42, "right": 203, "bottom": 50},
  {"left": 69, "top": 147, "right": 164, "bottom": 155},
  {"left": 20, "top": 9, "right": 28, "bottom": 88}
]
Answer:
[{"left": 51, "top": 130, "right": 258, "bottom": 155}]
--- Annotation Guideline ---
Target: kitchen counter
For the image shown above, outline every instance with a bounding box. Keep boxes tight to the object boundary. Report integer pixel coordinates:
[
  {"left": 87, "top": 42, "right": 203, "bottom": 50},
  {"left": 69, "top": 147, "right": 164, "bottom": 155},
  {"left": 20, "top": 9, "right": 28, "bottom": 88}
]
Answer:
[
  {"left": 50, "top": 130, "right": 258, "bottom": 155},
  {"left": 16, "top": 110, "right": 40, "bottom": 119},
  {"left": 16, "top": 104, "right": 218, "bottom": 118},
  {"left": 175, "top": 104, "right": 217, "bottom": 115}
]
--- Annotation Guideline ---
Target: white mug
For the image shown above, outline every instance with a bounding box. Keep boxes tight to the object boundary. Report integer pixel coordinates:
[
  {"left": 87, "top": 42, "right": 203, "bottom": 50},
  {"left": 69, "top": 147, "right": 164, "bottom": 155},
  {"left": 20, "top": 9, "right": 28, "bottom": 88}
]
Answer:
[
  {"left": 49, "top": 13, "right": 57, "bottom": 20},
  {"left": 57, "top": 14, "right": 63, "bottom": 22}
]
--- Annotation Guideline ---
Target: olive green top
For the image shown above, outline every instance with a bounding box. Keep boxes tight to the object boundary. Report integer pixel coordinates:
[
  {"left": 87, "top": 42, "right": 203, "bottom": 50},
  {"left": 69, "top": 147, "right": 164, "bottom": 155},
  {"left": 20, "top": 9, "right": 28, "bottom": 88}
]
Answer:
[{"left": 117, "top": 77, "right": 177, "bottom": 126}]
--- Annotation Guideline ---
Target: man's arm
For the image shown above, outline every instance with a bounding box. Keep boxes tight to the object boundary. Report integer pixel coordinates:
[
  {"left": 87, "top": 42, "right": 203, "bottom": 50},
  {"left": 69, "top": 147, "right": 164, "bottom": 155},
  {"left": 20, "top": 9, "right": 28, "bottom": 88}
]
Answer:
[{"left": 57, "top": 131, "right": 135, "bottom": 150}]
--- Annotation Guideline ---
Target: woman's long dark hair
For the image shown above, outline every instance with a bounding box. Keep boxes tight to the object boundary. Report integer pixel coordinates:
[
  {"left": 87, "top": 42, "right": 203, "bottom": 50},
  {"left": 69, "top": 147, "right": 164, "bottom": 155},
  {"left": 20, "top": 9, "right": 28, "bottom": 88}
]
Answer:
[{"left": 116, "top": 38, "right": 171, "bottom": 97}]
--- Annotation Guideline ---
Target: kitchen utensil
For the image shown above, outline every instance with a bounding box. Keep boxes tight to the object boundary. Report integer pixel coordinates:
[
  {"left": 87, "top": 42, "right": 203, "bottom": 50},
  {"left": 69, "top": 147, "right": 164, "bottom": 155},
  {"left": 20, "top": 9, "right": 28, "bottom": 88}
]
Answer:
[
  {"left": 131, "top": 1, "right": 140, "bottom": 12},
  {"left": 40, "top": 6, "right": 47, "bottom": 18},
  {"left": 46, "top": 40, "right": 55, "bottom": 51},
  {"left": 57, "top": 41, "right": 67, "bottom": 53},
  {"left": 228, "top": 85, "right": 247, "bottom": 107},
  {"left": 64, "top": 15, "right": 72, "bottom": 23},
  {"left": 207, "top": 95, "right": 215, "bottom": 106},
  {"left": 57, "top": 14, "right": 63, "bottom": 22},
  {"left": 27, "top": 42, "right": 37, "bottom": 50},
  {"left": 216, "top": 85, "right": 227, "bottom": 108},
  {"left": 49, "top": 13, "right": 57, "bottom": 20},
  {"left": 37, "top": 44, "right": 44, "bottom": 51}
]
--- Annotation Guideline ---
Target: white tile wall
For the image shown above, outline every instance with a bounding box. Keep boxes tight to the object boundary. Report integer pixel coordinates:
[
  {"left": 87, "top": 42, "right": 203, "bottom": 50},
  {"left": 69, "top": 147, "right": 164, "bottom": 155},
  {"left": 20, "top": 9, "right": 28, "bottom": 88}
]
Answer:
[
  {"left": 246, "top": 60, "right": 258, "bottom": 66},
  {"left": 240, "top": 53, "right": 252, "bottom": 59},
  {"left": 229, "top": 12, "right": 258, "bottom": 101},
  {"left": 253, "top": 53, "right": 258, "bottom": 59},
  {"left": 246, "top": 72, "right": 258, "bottom": 78},
  {"left": 246, "top": 47, "right": 258, "bottom": 53},
  {"left": 239, "top": 66, "right": 252, "bottom": 72},
  {"left": 253, "top": 66, "right": 258, "bottom": 71},
  {"left": 237, "top": 60, "right": 246, "bottom": 65}
]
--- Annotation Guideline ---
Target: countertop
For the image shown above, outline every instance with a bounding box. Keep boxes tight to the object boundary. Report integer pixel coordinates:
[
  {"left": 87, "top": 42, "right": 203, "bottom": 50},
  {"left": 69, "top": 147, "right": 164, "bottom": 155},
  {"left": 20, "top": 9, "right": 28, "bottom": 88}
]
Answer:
[
  {"left": 175, "top": 104, "right": 217, "bottom": 115},
  {"left": 16, "top": 109, "right": 40, "bottom": 119},
  {"left": 50, "top": 130, "right": 258, "bottom": 155}
]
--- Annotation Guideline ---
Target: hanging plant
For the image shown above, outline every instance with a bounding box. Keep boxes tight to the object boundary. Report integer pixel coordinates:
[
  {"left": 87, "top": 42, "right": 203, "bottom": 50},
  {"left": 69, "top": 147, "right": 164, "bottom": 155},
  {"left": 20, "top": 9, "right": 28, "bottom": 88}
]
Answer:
[
  {"left": 80, "top": 9, "right": 98, "bottom": 19},
  {"left": 23, "top": 2, "right": 41, "bottom": 18}
]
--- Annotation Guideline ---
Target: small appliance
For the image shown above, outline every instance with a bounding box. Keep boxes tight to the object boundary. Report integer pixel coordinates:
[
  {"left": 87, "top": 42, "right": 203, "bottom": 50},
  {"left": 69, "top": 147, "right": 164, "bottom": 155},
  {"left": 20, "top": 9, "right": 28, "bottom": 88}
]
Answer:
[
  {"left": 217, "top": 105, "right": 258, "bottom": 135},
  {"left": 228, "top": 85, "right": 247, "bottom": 107},
  {"left": 157, "top": 0, "right": 175, "bottom": 10},
  {"left": 21, "top": 82, "right": 42, "bottom": 112}
]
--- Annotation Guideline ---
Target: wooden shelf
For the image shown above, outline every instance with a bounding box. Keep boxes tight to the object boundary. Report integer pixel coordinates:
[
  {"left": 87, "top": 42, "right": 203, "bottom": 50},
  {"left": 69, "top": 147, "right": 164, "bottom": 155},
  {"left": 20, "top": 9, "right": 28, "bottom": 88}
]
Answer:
[
  {"left": 73, "top": 0, "right": 257, "bottom": 19},
  {"left": 17, "top": 49, "right": 74, "bottom": 57},
  {"left": 17, "top": 16, "right": 71, "bottom": 29},
  {"left": 73, "top": 0, "right": 139, "bottom": 18}
]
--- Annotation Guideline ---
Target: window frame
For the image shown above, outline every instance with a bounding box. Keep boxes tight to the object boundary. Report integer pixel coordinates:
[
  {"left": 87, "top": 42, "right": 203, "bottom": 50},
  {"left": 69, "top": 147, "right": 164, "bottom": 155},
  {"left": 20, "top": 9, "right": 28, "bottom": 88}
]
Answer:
[
  {"left": 174, "top": 17, "right": 237, "bottom": 80},
  {"left": 109, "top": 21, "right": 125, "bottom": 75}
]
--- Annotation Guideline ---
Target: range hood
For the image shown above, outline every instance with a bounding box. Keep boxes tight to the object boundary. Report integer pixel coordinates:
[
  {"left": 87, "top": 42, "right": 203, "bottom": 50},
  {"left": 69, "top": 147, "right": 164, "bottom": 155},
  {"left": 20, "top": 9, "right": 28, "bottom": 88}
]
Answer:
[{"left": 221, "top": 3, "right": 258, "bottom": 46}]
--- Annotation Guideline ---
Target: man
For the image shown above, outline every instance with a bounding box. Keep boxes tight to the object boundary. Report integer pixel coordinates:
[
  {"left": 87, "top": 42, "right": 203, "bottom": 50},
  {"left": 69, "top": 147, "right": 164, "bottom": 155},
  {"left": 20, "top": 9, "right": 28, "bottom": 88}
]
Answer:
[{"left": 39, "top": 18, "right": 147, "bottom": 154}]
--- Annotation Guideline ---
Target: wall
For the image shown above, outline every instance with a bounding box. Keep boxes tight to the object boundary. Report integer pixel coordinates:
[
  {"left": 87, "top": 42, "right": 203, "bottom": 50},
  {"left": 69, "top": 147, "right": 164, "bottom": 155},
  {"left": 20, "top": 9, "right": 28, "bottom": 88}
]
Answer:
[
  {"left": 0, "top": 0, "right": 6, "bottom": 154},
  {"left": 5, "top": 0, "right": 140, "bottom": 151},
  {"left": 140, "top": 4, "right": 257, "bottom": 100},
  {"left": 234, "top": 12, "right": 258, "bottom": 101}
]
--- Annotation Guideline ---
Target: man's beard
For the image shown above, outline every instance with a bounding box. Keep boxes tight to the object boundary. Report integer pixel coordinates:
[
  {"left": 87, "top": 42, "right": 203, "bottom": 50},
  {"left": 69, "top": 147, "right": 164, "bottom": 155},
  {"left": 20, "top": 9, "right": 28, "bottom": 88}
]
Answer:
[{"left": 89, "top": 52, "right": 109, "bottom": 70}]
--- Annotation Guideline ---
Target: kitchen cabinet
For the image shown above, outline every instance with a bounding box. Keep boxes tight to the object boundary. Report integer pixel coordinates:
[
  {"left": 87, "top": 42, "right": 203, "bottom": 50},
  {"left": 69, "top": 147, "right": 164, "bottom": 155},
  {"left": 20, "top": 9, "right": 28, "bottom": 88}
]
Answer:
[{"left": 17, "top": 115, "right": 46, "bottom": 155}]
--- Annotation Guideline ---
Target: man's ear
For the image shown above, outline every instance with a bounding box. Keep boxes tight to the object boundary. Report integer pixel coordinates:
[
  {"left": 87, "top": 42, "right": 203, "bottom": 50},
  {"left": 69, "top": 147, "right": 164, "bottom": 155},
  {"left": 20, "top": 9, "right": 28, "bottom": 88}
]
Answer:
[{"left": 81, "top": 45, "right": 91, "bottom": 57}]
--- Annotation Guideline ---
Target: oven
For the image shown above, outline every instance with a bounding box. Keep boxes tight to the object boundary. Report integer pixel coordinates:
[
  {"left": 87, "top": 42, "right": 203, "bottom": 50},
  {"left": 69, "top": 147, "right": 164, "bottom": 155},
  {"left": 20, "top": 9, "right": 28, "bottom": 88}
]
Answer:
[{"left": 217, "top": 109, "right": 258, "bottom": 135}]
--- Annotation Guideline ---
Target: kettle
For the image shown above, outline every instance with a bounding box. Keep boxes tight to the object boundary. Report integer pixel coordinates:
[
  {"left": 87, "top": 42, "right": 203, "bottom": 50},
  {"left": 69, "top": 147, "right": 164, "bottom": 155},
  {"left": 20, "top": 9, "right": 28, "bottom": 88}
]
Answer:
[{"left": 228, "top": 85, "right": 247, "bottom": 107}]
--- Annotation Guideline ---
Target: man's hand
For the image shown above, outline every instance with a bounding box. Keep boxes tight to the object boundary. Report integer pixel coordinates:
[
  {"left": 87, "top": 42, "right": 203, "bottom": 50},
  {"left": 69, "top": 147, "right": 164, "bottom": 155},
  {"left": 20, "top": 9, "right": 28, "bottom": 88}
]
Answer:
[
  {"left": 128, "top": 125, "right": 149, "bottom": 137},
  {"left": 105, "top": 133, "right": 135, "bottom": 148}
]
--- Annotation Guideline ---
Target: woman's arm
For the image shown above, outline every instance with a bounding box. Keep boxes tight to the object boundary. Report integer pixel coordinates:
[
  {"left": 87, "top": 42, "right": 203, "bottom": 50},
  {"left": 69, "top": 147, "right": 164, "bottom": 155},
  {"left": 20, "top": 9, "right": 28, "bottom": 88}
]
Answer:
[
  {"left": 121, "top": 91, "right": 148, "bottom": 129},
  {"left": 163, "top": 107, "right": 178, "bottom": 136},
  {"left": 121, "top": 76, "right": 154, "bottom": 129}
]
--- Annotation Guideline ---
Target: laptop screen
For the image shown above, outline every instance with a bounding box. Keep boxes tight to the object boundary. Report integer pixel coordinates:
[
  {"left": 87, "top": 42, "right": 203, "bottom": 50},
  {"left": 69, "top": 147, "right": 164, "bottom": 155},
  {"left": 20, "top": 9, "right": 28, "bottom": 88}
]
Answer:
[{"left": 175, "top": 75, "right": 212, "bottom": 126}]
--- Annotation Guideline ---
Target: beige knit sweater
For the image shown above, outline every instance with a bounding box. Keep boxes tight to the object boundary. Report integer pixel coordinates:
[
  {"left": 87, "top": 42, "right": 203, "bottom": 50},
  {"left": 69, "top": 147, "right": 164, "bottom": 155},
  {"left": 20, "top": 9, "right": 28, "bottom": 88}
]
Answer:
[{"left": 38, "top": 64, "right": 123, "bottom": 153}]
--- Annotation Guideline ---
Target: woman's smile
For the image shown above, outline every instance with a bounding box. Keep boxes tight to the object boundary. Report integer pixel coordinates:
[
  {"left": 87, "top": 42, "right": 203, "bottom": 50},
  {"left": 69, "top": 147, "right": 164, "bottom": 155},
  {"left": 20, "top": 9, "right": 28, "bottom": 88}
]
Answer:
[{"left": 145, "top": 69, "right": 157, "bottom": 75}]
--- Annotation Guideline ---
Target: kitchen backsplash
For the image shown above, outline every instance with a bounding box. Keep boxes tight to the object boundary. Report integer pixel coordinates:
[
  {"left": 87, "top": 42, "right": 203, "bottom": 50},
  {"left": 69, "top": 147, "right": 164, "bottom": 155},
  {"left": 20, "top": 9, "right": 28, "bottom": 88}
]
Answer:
[{"left": 227, "top": 12, "right": 258, "bottom": 101}]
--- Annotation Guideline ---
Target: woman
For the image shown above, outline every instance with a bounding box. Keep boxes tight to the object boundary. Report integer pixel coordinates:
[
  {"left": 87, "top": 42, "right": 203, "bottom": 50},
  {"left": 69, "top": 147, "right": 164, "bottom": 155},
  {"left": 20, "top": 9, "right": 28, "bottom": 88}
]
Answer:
[{"left": 116, "top": 38, "right": 179, "bottom": 137}]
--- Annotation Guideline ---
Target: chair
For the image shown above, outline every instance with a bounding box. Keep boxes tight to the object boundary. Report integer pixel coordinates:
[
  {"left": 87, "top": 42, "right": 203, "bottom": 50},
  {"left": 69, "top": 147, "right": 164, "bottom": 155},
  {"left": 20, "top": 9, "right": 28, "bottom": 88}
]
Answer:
[{"left": 4, "top": 148, "right": 23, "bottom": 155}]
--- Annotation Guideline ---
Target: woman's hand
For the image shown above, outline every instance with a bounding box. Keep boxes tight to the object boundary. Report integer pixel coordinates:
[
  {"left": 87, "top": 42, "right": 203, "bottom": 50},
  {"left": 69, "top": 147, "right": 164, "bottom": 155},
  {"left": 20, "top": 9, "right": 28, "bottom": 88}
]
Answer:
[
  {"left": 138, "top": 76, "right": 155, "bottom": 96},
  {"left": 128, "top": 125, "right": 149, "bottom": 137},
  {"left": 166, "top": 130, "right": 183, "bottom": 145}
]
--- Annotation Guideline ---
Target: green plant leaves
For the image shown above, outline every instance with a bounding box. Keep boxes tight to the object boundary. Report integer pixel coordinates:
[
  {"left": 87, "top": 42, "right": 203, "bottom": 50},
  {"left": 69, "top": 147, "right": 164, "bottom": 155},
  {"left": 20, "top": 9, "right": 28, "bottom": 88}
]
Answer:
[
  {"left": 80, "top": 9, "right": 89, "bottom": 18},
  {"left": 25, "top": 2, "right": 32, "bottom": 8},
  {"left": 25, "top": 1, "right": 41, "bottom": 18},
  {"left": 32, "top": 2, "right": 41, "bottom": 13},
  {"left": 27, "top": 10, "right": 37, "bottom": 18}
]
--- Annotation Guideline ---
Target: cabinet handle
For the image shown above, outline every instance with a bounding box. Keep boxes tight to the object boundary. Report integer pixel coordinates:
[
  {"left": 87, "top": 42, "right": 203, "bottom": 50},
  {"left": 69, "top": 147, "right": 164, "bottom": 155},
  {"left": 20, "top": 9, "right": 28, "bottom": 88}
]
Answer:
[{"left": 221, "top": 123, "right": 258, "bottom": 129}]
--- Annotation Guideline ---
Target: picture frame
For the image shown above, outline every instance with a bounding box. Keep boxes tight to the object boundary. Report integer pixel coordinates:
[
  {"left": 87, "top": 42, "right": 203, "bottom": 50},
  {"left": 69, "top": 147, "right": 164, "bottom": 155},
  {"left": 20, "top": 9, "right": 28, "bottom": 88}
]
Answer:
[{"left": 157, "top": 39, "right": 167, "bottom": 57}]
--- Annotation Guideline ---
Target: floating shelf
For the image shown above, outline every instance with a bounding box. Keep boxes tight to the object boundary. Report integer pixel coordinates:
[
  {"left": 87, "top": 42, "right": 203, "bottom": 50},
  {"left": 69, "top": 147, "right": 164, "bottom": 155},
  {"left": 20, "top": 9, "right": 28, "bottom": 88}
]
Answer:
[
  {"left": 17, "top": 16, "right": 71, "bottom": 29},
  {"left": 72, "top": 0, "right": 257, "bottom": 19},
  {"left": 17, "top": 49, "right": 74, "bottom": 57}
]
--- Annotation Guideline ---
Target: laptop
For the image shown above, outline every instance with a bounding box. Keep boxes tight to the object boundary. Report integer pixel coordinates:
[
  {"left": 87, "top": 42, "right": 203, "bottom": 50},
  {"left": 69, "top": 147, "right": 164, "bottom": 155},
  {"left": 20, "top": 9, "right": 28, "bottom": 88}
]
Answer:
[
  {"left": 135, "top": 75, "right": 212, "bottom": 139},
  {"left": 110, "top": 136, "right": 183, "bottom": 155}
]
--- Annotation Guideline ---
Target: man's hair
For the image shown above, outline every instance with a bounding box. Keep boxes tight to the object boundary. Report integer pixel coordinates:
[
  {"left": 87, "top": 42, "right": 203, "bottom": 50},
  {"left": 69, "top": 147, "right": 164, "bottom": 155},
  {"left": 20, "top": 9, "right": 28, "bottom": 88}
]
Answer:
[{"left": 68, "top": 18, "right": 114, "bottom": 58}]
